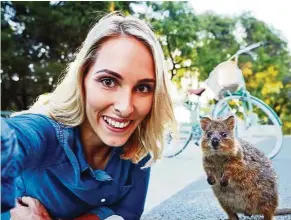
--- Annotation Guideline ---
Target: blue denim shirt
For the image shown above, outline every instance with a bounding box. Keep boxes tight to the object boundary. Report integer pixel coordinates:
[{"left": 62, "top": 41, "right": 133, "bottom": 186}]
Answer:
[{"left": 1, "top": 114, "right": 150, "bottom": 220}]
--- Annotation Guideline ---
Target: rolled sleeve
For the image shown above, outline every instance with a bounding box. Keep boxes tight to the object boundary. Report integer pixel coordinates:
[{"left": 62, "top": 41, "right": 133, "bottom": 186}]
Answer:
[
  {"left": 89, "top": 206, "right": 115, "bottom": 220},
  {"left": 1, "top": 118, "right": 20, "bottom": 212},
  {"left": 1, "top": 114, "right": 58, "bottom": 212}
]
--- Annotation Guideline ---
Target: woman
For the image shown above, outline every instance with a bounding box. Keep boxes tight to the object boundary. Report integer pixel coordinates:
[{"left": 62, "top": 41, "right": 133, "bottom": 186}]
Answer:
[{"left": 1, "top": 12, "right": 175, "bottom": 220}]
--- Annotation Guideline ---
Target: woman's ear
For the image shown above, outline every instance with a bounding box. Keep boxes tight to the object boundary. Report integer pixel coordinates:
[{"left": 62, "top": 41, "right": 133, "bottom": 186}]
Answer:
[
  {"left": 225, "top": 115, "right": 235, "bottom": 130},
  {"left": 200, "top": 117, "right": 212, "bottom": 131}
]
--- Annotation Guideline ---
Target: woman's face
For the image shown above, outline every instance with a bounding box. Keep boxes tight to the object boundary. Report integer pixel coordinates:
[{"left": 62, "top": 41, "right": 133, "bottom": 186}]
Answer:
[{"left": 83, "top": 36, "right": 155, "bottom": 147}]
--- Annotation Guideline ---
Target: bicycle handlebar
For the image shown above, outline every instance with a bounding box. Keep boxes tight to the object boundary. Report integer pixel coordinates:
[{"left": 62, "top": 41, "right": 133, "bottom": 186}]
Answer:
[{"left": 228, "top": 41, "right": 266, "bottom": 61}]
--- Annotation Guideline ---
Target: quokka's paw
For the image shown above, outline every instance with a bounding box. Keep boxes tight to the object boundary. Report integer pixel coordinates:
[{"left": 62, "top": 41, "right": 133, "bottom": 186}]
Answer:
[
  {"left": 220, "top": 177, "right": 229, "bottom": 187},
  {"left": 207, "top": 175, "right": 216, "bottom": 185}
]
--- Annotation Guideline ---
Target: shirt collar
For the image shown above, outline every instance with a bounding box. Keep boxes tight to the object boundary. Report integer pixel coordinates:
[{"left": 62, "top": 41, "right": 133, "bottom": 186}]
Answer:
[
  {"left": 75, "top": 127, "right": 123, "bottom": 181},
  {"left": 75, "top": 127, "right": 89, "bottom": 172}
]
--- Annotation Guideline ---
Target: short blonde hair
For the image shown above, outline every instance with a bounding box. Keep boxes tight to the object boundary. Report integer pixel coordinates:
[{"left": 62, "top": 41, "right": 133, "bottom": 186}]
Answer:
[{"left": 25, "top": 12, "right": 176, "bottom": 165}]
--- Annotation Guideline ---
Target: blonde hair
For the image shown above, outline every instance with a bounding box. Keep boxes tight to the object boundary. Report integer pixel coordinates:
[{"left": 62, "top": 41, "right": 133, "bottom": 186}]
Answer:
[{"left": 20, "top": 12, "right": 176, "bottom": 165}]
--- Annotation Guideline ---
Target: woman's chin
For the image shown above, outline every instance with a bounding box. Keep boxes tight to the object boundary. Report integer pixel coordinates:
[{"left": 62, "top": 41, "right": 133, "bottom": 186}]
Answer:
[{"left": 104, "top": 138, "right": 128, "bottom": 147}]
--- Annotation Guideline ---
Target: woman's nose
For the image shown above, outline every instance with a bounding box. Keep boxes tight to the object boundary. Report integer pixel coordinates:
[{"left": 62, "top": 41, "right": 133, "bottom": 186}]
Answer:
[{"left": 114, "top": 90, "right": 134, "bottom": 118}]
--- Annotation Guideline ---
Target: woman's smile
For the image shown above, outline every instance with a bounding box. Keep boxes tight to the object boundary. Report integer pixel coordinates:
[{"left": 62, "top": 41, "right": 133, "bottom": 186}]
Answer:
[{"left": 102, "top": 115, "right": 133, "bottom": 133}]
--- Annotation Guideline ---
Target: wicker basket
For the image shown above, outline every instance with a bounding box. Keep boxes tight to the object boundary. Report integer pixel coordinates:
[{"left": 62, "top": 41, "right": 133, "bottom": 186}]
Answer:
[{"left": 206, "top": 61, "right": 245, "bottom": 100}]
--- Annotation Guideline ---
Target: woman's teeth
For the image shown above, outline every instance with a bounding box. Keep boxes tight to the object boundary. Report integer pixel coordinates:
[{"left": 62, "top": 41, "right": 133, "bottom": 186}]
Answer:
[{"left": 103, "top": 116, "right": 131, "bottom": 128}]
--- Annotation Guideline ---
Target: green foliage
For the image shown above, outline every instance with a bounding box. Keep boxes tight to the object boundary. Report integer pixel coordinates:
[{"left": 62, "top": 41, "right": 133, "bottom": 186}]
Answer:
[
  {"left": 137, "top": 2, "right": 241, "bottom": 82},
  {"left": 1, "top": 1, "right": 291, "bottom": 133},
  {"left": 1, "top": 1, "right": 131, "bottom": 110},
  {"left": 136, "top": 2, "right": 291, "bottom": 133},
  {"left": 237, "top": 13, "right": 291, "bottom": 134}
]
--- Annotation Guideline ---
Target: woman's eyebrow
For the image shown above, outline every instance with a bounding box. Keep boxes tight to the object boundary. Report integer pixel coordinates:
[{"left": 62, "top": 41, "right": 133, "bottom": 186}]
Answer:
[
  {"left": 94, "top": 69, "right": 155, "bottom": 83},
  {"left": 138, "top": 79, "right": 156, "bottom": 84},
  {"left": 94, "top": 69, "right": 123, "bottom": 79}
]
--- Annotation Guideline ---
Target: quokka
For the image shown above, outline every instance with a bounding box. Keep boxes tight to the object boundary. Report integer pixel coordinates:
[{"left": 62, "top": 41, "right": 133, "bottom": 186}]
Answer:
[{"left": 200, "top": 116, "right": 291, "bottom": 220}]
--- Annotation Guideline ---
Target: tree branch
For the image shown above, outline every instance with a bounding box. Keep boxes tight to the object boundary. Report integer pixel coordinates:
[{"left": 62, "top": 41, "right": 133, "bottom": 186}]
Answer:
[{"left": 165, "top": 36, "right": 176, "bottom": 80}]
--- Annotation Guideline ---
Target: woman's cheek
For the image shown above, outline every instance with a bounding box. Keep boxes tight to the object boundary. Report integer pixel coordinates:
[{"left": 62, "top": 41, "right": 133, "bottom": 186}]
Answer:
[
  {"left": 137, "top": 96, "right": 154, "bottom": 116},
  {"left": 85, "top": 82, "right": 111, "bottom": 110},
  {"left": 87, "top": 93, "right": 110, "bottom": 111}
]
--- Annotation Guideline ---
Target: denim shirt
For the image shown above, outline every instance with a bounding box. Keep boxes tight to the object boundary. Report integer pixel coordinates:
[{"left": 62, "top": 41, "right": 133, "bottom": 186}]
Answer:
[{"left": 1, "top": 114, "right": 151, "bottom": 220}]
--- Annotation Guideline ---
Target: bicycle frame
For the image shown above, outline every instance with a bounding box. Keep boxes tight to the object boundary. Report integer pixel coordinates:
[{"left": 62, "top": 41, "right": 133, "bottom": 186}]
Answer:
[
  {"left": 211, "top": 42, "right": 257, "bottom": 120},
  {"left": 182, "top": 95, "right": 204, "bottom": 143},
  {"left": 218, "top": 41, "right": 283, "bottom": 126},
  {"left": 186, "top": 42, "right": 266, "bottom": 140},
  {"left": 218, "top": 89, "right": 254, "bottom": 128},
  {"left": 192, "top": 42, "right": 269, "bottom": 140},
  {"left": 164, "top": 41, "right": 283, "bottom": 158}
]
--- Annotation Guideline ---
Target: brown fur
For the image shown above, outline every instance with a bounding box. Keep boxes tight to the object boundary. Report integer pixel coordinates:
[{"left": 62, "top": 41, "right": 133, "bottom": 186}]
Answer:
[{"left": 200, "top": 116, "right": 287, "bottom": 220}]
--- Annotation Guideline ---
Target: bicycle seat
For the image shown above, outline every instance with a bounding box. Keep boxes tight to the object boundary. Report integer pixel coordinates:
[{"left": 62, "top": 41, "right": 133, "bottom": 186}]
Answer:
[{"left": 188, "top": 88, "right": 206, "bottom": 96}]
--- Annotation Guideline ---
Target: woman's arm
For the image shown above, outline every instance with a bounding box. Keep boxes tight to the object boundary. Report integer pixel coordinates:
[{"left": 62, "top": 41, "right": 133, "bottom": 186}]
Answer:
[
  {"left": 9, "top": 197, "right": 123, "bottom": 220},
  {"left": 1, "top": 114, "right": 58, "bottom": 170},
  {"left": 1, "top": 118, "right": 20, "bottom": 212},
  {"left": 1, "top": 114, "right": 58, "bottom": 211}
]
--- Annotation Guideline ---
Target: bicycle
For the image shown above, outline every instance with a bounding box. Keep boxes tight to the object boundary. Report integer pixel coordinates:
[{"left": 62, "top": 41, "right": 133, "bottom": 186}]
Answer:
[{"left": 163, "top": 42, "right": 283, "bottom": 159}]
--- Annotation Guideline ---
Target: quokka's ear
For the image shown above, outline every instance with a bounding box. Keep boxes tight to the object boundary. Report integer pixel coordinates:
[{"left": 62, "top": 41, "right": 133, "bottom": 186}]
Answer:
[
  {"left": 225, "top": 115, "right": 235, "bottom": 130},
  {"left": 200, "top": 117, "right": 212, "bottom": 131}
]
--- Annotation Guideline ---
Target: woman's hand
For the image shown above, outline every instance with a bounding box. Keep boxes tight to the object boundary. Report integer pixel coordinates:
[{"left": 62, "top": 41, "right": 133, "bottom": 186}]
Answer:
[
  {"left": 10, "top": 196, "right": 51, "bottom": 220},
  {"left": 105, "top": 216, "right": 124, "bottom": 220},
  {"left": 74, "top": 214, "right": 124, "bottom": 220}
]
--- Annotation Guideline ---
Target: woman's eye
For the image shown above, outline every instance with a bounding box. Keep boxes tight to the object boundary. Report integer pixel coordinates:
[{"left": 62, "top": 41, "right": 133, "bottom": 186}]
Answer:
[
  {"left": 100, "top": 78, "right": 116, "bottom": 88},
  {"left": 136, "top": 85, "right": 152, "bottom": 93},
  {"left": 207, "top": 132, "right": 212, "bottom": 138},
  {"left": 221, "top": 132, "right": 227, "bottom": 137}
]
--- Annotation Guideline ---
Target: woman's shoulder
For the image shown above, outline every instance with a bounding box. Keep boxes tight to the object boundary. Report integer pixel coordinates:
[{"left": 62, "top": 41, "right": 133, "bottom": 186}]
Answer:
[
  {"left": 132, "top": 154, "right": 152, "bottom": 173},
  {"left": 8, "top": 113, "right": 54, "bottom": 130},
  {"left": 4, "top": 113, "right": 73, "bottom": 141},
  {"left": 9, "top": 113, "right": 68, "bottom": 129},
  {"left": 138, "top": 154, "right": 152, "bottom": 167}
]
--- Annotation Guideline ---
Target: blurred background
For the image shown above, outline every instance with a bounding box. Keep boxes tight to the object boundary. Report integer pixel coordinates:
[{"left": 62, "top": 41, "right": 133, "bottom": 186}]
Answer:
[{"left": 1, "top": 1, "right": 291, "bottom": 133}]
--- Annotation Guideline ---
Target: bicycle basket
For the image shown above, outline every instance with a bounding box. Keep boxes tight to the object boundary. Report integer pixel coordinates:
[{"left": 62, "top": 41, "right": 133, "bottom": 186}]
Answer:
[{"left": 206, "top": 61, "right": 245, "bottom": 100}]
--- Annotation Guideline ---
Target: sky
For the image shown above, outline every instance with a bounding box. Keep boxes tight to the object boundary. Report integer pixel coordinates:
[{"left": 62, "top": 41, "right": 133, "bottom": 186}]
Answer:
[{"left": 190, "top": 0, "right": 291, "bottom": 50}]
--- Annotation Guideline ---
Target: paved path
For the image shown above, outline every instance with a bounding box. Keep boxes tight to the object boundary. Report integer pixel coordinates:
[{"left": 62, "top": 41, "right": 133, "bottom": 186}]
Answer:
[{"left": 142, "top": 136, "right": 291, "bottom": 219}]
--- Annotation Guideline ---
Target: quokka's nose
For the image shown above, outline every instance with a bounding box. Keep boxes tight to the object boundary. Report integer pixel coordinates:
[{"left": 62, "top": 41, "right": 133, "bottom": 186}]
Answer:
[{"left": 211, "top": 138, "right": 219, "bottom": 148}]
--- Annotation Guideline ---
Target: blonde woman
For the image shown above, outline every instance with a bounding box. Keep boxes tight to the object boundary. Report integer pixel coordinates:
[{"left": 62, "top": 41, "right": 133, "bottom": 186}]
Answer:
[{"left": 1, "top": 12, "right": 175, "bottom": 220}]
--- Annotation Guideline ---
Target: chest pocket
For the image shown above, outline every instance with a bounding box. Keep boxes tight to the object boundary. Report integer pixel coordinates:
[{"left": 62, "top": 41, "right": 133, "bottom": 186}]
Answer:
[
  {"left": 119, "top": 179, "right": 134, "bottom": 198},
  {"left": 118, "top": 168, "right": 134, "bottom": 198},
  {"left": 100, "top": 177, "right": 134, "bottom": 206}
]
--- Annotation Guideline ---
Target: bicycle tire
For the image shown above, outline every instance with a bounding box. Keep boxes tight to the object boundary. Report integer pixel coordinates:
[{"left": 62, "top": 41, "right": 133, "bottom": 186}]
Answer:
[{"left": 212, "top": 95, "right": 283, "bottom": 159}]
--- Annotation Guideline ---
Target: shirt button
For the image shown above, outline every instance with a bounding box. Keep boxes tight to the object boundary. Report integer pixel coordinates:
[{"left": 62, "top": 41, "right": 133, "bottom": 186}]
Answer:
[{"left": 101, "top": 198, "right": 106, "bottom": 203}]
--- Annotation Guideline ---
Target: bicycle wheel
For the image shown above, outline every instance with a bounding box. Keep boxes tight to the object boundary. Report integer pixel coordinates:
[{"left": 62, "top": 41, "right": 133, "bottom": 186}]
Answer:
[
  {"left": 212, "top": 95, "right": 283, "bottom": 159},
  {"left": 162, "top": 103, "right": 193, "bottom": 158}
]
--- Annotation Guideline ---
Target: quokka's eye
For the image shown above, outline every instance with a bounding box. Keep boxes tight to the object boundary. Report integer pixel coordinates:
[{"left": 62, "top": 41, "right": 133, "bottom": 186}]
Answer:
[
  {"left": 207, "top": 132, "right": 212, "bottom": 138},
  {"left": 220, "top": 132, "right": 227, "bottom": 137}
]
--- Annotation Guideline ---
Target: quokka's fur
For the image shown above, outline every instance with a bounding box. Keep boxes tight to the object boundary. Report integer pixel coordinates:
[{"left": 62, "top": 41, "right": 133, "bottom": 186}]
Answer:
[{"left": 200, "top": 116, "right": 291, "bottom": 220}]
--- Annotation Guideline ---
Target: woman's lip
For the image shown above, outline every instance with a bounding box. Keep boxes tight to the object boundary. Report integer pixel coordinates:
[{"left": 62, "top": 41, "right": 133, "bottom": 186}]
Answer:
[
  {"left": 103, "top": 115, "right": 132, "bottom": 123},
  {"left": 102, "top": 117, "right": 132, "bottom": 133}
]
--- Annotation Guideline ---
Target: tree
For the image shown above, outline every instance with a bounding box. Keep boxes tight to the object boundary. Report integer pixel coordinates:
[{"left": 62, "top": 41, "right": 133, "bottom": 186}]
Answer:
[
  {"left": 2, "top": 1, "right": 291, "bottom": 133},
  {"left": 134, "top": 2, "right": 291, "bottom": 133},
  {"left": 237, "top": 13, "right": 291, "bottom": 133},
  {"left": 1, "top": 1, "right": 132, "bottom": 110},
  {"left": 135, "top": 2, "right": 240, "bottom": 87}
]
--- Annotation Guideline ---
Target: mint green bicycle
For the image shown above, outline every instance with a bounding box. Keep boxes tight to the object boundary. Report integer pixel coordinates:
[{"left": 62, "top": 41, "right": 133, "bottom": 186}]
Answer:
[{"left": 163, "top": 42, "right": 283, "bottom": 159}]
